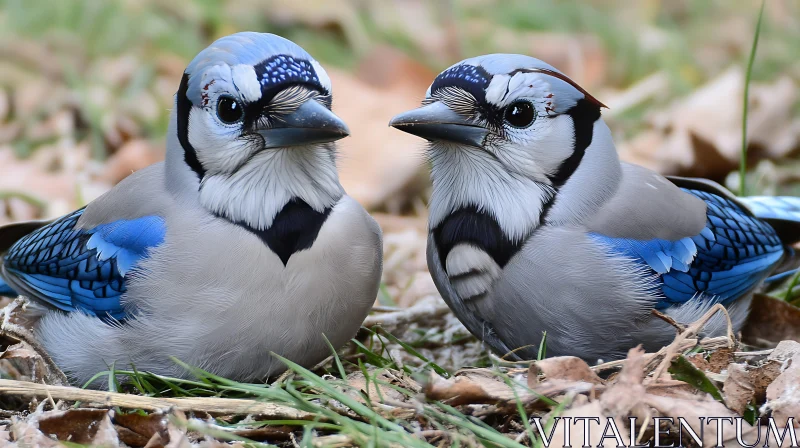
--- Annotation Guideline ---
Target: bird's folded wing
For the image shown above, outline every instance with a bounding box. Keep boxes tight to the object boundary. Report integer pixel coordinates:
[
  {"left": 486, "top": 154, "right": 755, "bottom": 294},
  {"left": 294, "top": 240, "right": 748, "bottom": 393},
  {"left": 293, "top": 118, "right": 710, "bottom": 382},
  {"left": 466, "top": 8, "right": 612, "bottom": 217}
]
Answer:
[
  {"left": 586, "top": 163, "right": 708, "bottom": 241},
  {"left": 590, "top": 187, "right": 784, "bottom": 309},
  {"left": 2, "top": 208, "right": 165, "bottom": 320}
]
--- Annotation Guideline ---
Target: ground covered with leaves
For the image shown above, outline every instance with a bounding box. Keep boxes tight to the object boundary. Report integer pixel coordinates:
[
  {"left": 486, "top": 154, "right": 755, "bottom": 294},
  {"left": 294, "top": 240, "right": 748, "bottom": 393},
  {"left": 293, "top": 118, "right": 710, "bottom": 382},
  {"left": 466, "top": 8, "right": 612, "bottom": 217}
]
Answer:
[
  {"left": 1, "top": 295, "right": 800, "bottom": 447},
  {"left": 1, "top": 1, "right": 800, "bottom": 447}
]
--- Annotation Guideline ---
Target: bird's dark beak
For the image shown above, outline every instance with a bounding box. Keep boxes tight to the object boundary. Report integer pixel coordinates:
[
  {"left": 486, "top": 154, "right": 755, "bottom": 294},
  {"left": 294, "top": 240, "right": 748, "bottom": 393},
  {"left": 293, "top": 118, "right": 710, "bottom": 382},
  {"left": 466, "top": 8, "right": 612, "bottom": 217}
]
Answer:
[
  {"left": 389, "top": 102, "right": 488, "bottom": 148},
  {"left": 257, "top": 100, "right": 350, "bottom": 148}
]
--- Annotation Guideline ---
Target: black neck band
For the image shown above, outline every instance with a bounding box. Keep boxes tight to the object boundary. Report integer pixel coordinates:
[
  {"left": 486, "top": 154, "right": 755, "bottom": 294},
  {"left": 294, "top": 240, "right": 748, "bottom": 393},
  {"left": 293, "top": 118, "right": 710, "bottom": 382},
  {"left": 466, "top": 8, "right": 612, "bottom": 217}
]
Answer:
[
  {"left": 219, "top": 198, "right": 332, "bottom": 266},
  {"left": 433, "top": 206, "right": 523, "bottom": 268}
]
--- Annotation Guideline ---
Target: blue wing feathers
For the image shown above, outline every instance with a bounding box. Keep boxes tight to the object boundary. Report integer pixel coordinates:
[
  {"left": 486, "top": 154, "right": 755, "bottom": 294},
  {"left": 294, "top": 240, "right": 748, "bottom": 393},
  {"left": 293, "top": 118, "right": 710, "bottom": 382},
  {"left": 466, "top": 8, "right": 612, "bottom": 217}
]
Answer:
[
  {"left": 87, "top": 216, "right": 166, "bottom": 275},
  {"left": 593, "top": 188, "right": 785, "bottom": 309},
  {"left": 1, "top": 209, "right": 165, "bottom": 320},
  {"left": 741, "top": 196, "right": 800, "bottom": 222}
]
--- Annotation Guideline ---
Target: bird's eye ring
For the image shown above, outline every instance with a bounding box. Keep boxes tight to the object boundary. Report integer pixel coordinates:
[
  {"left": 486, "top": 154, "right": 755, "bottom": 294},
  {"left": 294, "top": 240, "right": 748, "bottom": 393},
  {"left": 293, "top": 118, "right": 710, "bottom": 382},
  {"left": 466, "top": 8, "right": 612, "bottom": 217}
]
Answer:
[
  {"left": 503, "top": 100, "right": 537, "bottom": 128},
  {"left": 216, "top": 96, "right": 243, "bottom": 124}
]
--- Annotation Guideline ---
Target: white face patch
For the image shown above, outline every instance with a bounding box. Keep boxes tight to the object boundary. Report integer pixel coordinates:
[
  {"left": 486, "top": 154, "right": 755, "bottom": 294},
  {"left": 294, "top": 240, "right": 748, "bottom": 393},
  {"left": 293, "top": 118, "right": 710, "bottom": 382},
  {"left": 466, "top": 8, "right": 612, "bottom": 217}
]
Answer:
[
  {"left": 188, "top": 108, "right": 254, "bottom": 174},
  {"left": 310, "top": 60, "right": 332, "bottom": 94},
  {"left": 484, "top": 73, "right": 553, "bottom": 110},
  {"left": 484, "top": 74, "right": 510, "bottom": 106},
  {"left": 231, "top": 64, "right": 262, "bottom": 102}
]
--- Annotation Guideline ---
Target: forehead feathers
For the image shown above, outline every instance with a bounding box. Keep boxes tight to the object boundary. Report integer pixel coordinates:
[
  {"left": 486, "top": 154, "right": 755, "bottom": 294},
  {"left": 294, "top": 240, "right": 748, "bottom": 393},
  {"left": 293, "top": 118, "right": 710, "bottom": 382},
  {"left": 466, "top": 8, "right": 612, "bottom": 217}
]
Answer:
[
  {"left": 428, "top": 53, "right": 601, "bottom": 114},
  {"left": 184, "top": 32, "right": 332, "bottom": 105}
]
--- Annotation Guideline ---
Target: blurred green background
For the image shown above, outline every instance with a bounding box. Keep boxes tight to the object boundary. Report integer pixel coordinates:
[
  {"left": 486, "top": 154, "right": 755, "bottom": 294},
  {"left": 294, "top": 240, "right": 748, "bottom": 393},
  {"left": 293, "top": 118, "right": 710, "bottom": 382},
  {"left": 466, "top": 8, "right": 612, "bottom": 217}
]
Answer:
[{"left": 0, "top": 0, "right": 798, "bottom": 223}]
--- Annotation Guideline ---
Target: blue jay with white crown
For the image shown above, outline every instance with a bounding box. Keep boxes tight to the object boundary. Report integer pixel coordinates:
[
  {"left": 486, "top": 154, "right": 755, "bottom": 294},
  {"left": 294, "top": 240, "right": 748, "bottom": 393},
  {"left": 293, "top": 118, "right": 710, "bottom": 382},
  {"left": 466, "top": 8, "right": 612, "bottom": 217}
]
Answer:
[
  {"left": 390, "top": 54, "right": 800, "bottom": 362},
  {"left": 0, "top": 32, "right": 383, "bottom": 385}
]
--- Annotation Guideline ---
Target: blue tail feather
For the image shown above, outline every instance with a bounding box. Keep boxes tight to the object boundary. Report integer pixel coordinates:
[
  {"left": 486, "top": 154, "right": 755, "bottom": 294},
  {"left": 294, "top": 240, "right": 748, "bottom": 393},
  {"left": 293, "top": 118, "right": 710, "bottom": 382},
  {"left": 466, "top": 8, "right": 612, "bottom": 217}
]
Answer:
[
  {"left": 742, "top": 196, "right": 800, "bottom": 222},
  {"left": 741, "top": 196, "right": 800, "bottom": 245},
  {"left": 764, "top": 268, "right": 799, "bottom": 284}
]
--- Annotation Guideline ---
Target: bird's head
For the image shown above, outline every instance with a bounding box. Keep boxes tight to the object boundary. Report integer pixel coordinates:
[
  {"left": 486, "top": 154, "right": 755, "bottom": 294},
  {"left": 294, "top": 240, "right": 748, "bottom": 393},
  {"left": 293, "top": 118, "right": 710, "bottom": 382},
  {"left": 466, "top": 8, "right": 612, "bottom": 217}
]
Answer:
[
  {"left": 167, "top": 33, "right": 348, "bottom": 230},
  {"left": 175, "top": 32, "right": 347, "bottom": 180},
  {"left": 390, "top": 54, "right": 621, "bottom": 236}
]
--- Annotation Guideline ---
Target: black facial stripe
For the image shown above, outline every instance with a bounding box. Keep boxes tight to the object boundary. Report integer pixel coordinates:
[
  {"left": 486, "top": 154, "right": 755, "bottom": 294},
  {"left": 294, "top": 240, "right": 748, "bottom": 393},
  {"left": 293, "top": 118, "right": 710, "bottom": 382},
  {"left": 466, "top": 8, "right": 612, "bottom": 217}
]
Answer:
[
  {"left": 219, "top": 198, "right": 332, "bottom": 266},
  {"left": 177, "top": 73, "right": 206, "bottom": 180},
  {"left": 546, "top": 98, "right": 601, "bottom": 187},
  {"left": 433, "top": 206, "right": 524, "bottom": 268}
]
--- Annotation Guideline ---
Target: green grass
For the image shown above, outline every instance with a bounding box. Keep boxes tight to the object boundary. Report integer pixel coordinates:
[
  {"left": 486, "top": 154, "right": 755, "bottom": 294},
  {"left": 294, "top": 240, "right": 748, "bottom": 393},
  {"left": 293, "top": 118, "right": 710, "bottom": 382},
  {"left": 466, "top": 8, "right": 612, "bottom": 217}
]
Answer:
[
  {"left": 739, "top": 0, "right": 766, "bottom": 197},
  {"left": 73, "top": 328, "right": 558, "bottom": 446}
]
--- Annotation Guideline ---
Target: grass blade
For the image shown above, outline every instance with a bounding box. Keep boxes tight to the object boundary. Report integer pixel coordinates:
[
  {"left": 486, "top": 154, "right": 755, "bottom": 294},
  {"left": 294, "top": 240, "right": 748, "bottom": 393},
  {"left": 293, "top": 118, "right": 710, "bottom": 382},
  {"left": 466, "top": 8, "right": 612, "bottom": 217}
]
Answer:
[
  {"left": 668, "top": 355, "right": 724, "bottom": 402},
  {"left": 537, "top": 331, "right": 547, "bottom": 361},
  {"left": 374, "top": 327, "right": 450, "bottom": 377},
  {"left": 739, "top": 0, "right": 766, "bottom": 196},
  {"left": 322, "top": 333, "right": 347, "bottom": 380}
]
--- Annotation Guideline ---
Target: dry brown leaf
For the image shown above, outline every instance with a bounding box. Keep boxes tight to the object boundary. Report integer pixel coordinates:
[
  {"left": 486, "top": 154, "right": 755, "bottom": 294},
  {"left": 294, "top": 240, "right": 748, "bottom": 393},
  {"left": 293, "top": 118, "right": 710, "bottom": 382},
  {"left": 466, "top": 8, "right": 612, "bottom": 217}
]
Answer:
[
  {"left": 425, "top": 369, "right": 511, "bottom": 406},
  {"left": 346, "top": 370, "right": 412, "bottom": 406},
  {"left": 723, "top": 363, "right": 755, "bottom": 415},
  {"left": 743, "top": 294, "right": 800, "bottom": 346},
  {"left": 90, "top": 412, "right": 120, "bottom": 447},
  {"left": 115, "top": 412, "right": 169, "bottom": 447},
  {"left": 425, "top": 368, "right": 599, "bottom": 407},
  {"left": 618, "top": 68, "right": 800, "bottom": 180},
  {"left": 644, "top": 381, "right": 705, "bottom": 400},
  {"left": 0, "top": 429, "right": 11, "bottom": 448},
  {"left": 231, "top": 426, "right": 294, "bottom": 442},
  {"left": 36, "top": 409, "right": 110, "bottom": 445},
  {"left": 643, "top": 393, "right": 756, "bottom": 446},
  {"left": 528, "top": 356, "right": 604, "bottom": 387},
  {"left": 10, "top": 415, "right": 60, "bottom": 447},
  {"left": 543, "top": 350, "right": 648, "bottom": 446},
  {"left": 0, "top": 343, "right": 39, "bottom": 361},
  {"left": 764, "top": 341, "right": 800, "bottom": 428},
  {"left": 164, "top": 411, "right": 191, "bottom": 448},
  {"left": 116, "top": 425, "right": 155, "bottom": 448},
  {"left": 686, "top": 347, "right": 735, "bottom": 385},
  {"left": 548, "top": 401, "right": 632, "bottom": 448}
]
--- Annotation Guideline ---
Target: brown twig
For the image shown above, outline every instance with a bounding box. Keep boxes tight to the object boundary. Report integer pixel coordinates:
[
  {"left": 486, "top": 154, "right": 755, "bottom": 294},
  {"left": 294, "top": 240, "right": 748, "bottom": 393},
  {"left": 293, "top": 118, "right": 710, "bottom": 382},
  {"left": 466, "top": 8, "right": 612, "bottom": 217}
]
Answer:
[
  {"left": 363, "top": 299, "right": 450, "bottom": 330},
  {"left": 648, "top": 303, "right": 734, "bottom": 383},
  {"left": 591, "top": 336, "right": 731, "bottom": 373},
  {"left": 651, "top": 309, "right": 684, "bottom": 333},
  {"left": 0, "top": 378, "right": 313, "bottom": 418}
]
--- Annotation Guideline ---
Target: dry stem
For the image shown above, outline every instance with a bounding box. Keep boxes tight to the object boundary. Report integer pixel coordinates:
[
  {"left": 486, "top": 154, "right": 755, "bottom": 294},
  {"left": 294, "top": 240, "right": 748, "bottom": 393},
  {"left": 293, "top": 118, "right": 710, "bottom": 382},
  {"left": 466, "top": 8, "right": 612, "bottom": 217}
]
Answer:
[
  {"left": 363, "top": 299, "right": 450, "bottom": 330},
  {"left": 0, "top": 378, "right": 312, "bottom": 418},
  {"left": 648, "top": 303, "right": 734, "bottom": 383}
]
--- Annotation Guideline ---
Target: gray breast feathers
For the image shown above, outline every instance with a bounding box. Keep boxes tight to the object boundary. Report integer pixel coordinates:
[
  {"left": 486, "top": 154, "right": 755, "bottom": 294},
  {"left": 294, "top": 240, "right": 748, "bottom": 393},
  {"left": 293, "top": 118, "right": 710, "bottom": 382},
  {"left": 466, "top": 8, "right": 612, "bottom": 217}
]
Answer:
[{"left": 427, "top": 235, "right": 519, "bottom": 359}]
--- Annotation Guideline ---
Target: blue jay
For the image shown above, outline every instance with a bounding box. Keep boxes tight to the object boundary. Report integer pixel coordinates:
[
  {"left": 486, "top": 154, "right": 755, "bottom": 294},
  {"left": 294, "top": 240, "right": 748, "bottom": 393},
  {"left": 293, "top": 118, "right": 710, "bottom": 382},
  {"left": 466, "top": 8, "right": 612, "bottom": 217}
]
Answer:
[
  {"left": 0, "top": 33, "right": 382, "bottom": 385},
  {"left": 390, "top": 54, "right": 800, "bottom": 362}
]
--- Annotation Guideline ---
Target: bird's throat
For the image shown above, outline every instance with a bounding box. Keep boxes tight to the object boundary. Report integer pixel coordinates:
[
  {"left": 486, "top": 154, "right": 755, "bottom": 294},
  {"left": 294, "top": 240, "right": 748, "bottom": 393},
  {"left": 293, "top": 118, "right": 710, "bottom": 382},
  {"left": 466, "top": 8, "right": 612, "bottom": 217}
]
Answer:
[{"left": 432, "top": 205, "right": 525, "bottom": 268}]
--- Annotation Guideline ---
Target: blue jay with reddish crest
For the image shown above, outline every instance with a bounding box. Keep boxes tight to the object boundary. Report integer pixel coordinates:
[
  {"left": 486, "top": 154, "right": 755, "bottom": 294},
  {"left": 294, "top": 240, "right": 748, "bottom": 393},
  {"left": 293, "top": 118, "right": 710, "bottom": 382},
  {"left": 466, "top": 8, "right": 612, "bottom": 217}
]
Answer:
[{"left": 390, "top": 54, "right": 800, "bottom": 362}]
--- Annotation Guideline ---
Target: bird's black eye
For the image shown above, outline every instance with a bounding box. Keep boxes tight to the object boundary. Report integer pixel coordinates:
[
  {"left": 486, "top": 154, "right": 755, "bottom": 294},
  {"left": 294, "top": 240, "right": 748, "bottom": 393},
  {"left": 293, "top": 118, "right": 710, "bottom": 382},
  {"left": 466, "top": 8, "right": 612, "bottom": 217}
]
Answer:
[
  {"left": 217, "top": 96, "right": 243, "bottom": 124},
  {"left": 504, "top": 101, "right": 536, "bottom": 128}
]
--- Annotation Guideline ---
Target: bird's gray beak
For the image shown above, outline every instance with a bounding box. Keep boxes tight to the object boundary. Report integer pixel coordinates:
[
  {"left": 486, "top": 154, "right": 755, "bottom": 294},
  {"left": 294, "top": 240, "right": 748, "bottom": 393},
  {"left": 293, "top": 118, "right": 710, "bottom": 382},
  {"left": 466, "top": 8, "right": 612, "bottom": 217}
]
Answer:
[
  {"left": 257, "top": 100, "right": 350, "bottom": 148},
  {"left": 389, "top": 102, "right": 488, "bottom": 148}
]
